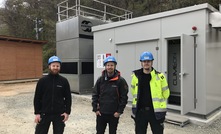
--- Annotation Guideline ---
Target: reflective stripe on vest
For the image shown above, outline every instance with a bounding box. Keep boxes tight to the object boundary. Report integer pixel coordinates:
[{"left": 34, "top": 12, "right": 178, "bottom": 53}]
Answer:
[{"left": 131, "top": 69, "right": 169, "bottom": 112}]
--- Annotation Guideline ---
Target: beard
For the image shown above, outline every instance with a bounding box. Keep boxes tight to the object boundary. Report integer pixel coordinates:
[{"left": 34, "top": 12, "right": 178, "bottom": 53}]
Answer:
[
  {"left": 144, "top": 67, "right": 151, "bottom": 71},
  {"left": 105, "top": 68, "right": 115, "bottom": 77},
  {"left": 49, "top": 69, "right": 60, "bottom": 75}
]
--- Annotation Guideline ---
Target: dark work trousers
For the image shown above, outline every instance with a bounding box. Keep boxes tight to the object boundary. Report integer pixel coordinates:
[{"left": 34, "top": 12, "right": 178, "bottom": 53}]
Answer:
[
  {"left": 96, "top": 114, "right": 119, "bottom": 134},
  {"left": 35, "top": 114, "right": 65, "bottom": 134},
  {"left": 135, "top": 109, "right": 165, "bottom": 134}
]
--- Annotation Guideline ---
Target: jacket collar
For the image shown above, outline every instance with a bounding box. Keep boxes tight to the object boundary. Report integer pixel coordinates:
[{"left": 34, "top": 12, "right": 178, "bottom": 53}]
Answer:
[{"left": 101, "top": 70, "right": 121, "bottom": 81}]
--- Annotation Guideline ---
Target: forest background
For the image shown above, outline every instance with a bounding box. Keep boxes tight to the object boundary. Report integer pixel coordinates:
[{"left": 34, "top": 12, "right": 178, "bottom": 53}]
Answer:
[{"left": 0, "top": 0, "right": 220, "bottom": 71}]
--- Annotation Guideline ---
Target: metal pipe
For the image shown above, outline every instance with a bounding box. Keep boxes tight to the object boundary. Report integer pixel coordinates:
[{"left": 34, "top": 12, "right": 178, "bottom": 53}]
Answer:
[
  {"left": 219, "top": 4, "right": 221, "bottom": 12},
  {"left": 57, "top": 0, "right": 68, "bottom": 6},
  {"left": 75, "top": 0, "right": 78, "bottom": 16},
  {"left": 58, "top": 4, "right": 60, "bottom": 21},
  {"left": 78, "top": 0, "right": 81, "bottom": 15},
  {"left": 57, "top": 0, "right": 132, "bottom": 21},
  {"left": 103, "top": 5, "right": 106, "bottom": 21},
  {"left": 66, "top": 2, "right": 68, "bottom": 19},
  {"left": 93, "top": 0, "right": 132, "bottom": 13}
]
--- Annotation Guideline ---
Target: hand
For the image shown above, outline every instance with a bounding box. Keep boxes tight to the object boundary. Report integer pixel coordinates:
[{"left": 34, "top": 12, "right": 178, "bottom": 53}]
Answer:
[
  {"left": 34, "top": 114, "right": 41, "bottom": 124},
  {"left": 95, "top": 111, "right": 101, "bottom": 116},
  {"left": 61, "top": 113, "right": 69, "bottom": 122},
  {"left": 114, "top": 112, "right": 121, "bottom": 118}
]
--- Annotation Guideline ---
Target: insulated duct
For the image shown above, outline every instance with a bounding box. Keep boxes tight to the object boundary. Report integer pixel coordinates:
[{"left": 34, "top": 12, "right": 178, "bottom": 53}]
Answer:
[{"left": 209, "top": 12, "right": 221, "bottom": 29}]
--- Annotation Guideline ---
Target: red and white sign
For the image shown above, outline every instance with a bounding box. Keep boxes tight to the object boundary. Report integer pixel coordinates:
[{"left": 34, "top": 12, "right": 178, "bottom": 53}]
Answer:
[{"left": 96, "top": 53, "right": 111, "bottom": 68}]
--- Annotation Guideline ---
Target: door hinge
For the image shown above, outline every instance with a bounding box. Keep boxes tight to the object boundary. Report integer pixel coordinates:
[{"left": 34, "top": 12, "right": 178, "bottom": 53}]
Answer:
[
  {"left": 156, "top": 47, "right": 159, "bottom": 50},
  {"left": 116, "top": 50, "right": 118, "bottom": 53},
  {"left": 194, "top": 44, "right": 197, "bottom": 47}
]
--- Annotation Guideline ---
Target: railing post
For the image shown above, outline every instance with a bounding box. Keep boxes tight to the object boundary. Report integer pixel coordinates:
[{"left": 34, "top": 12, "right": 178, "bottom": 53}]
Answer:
[
  {"left": 66, "top": 1, "right": 68, "bottom": 19},
  {"left": 58, "top": 4, "right": 60, "bottom": 21},
  {"left": 219, "top": 4, "right": 221, "bottom": 12},
  {"left": 103, "top": 5, "right": 106, "bottom": 21},
  {"left": 125, "top": 11, "right": 127, "bottom": 20},
  {"left": 75, "top": 0, "right": 78, "bottom": 16},
  {"left": 78, "top": 0, "right": 81, "bottom": 15}
]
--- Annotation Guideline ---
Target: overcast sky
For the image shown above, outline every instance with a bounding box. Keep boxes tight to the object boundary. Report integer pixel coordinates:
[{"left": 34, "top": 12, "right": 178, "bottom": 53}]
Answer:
[{"left": 0, "top": 0, "right": 5, "bottom": 8}]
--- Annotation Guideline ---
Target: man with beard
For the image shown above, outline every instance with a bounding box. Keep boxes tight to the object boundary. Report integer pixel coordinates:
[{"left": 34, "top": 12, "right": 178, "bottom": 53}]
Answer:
[
  {"left": 34, "top": 56, "right": 72, "bottom": 134},
  {"left": 130, "top": 52, "right": 170, "bottom": 134},
  {"left": 92, "top": 56, "right": 128, "bottom": 134}
]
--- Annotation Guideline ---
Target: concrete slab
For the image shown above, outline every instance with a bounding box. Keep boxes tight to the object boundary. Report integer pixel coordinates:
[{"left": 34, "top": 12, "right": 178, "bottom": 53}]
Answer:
[{"left": 166, "top": 113, "right": 190, "bottom": 127}]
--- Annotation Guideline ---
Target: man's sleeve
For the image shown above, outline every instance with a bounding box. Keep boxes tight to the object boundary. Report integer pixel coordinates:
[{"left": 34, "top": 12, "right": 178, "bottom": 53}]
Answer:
[
  {"left": 92, "top": 77, "right": 101, "bottom": 112},
  {"left": 117, "top": 77, "right": 129, "bottom": 114},
  {"left": 64, "top": 78, "right": 72, "bottom": 115},
  {"left": 160, "top": 73, "right": 170, "bottom": 99},
  {"left": 33, "top": 78, "right": 43, "bottom": 114}
]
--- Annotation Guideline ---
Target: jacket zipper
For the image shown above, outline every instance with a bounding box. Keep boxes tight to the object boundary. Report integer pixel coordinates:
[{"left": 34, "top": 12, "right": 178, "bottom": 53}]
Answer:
[{"left": 51, "top": 76, "right": 55, "bottom": 111}]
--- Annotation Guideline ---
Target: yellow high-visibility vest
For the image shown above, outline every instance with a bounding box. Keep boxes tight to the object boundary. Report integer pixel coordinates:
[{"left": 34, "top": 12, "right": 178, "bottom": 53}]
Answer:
[{"left": 131, "top": 69, "right": 170, "bottom": 114}]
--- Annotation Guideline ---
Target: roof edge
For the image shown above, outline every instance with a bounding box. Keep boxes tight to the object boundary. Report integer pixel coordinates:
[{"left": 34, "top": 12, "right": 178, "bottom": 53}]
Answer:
[
  {"left": 92, "top": 3, "right": 217, "bottom": 32},
  {"left": 0, "top": 35, "right": 48, "bottom": 45}
]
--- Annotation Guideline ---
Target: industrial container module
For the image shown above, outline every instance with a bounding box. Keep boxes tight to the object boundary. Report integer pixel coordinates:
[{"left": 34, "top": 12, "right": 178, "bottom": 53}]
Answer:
[{"left": 93, "top": 3, "right": 221, "bottom": 119}]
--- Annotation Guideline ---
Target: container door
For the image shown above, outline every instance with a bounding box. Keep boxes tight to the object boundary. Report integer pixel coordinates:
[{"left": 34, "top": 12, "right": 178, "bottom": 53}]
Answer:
[
  {"left": 116, "top": 43, "right": 135, "bottom": 101},
  {"left": 116, "top": 40, "right": 158, "bottom": 101},
  {"left": 181, "top": 34, "right": 195, "bottom": 115}
]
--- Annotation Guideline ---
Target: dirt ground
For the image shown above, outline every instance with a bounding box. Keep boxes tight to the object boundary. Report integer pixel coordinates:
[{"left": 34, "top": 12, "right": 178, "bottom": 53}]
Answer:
[
  {"left": 0, "top": 82, "right": 135, "bottom": 134},
  {"left": 0, "top": 81, "right": 221, "bottom": 134}
]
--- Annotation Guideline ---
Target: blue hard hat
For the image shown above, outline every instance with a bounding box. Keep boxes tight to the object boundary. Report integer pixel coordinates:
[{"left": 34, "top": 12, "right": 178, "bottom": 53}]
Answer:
[
  {"left": 103, "top": 56, "right": 117, "bottom": 66},
  {"left": 140, "top": 52, "right": 154, "bottom": 61},
  {"left": 48, "top": 56, "right": 61, "bottom": 65}
]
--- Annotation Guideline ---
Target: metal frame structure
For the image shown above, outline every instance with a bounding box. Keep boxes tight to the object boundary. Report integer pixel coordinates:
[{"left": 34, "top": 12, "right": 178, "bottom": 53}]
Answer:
[{"left": 57, "top": 0, "right": 133, "bottom": 22}]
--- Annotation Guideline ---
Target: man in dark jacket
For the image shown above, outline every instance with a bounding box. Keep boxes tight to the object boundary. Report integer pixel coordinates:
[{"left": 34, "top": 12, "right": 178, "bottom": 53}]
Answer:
[
  {"left": 92, "top": 56, "right": 128, "bottom": 134},
  {"left": 34, "top": 56, "right": 72, "bottom": 134}
]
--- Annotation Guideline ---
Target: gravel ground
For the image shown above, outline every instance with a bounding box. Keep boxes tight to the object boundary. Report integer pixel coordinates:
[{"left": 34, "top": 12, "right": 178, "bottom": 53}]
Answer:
[{"left": 0, "top": 82, "right": 221, "bottom": 134}]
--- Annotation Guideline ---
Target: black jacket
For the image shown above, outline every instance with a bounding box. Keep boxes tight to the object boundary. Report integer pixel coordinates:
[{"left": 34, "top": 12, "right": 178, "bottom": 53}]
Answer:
[
  {"left": 34, "top": 73, "right": 72, "bottom": 115},
  {"left": 92, "top": 70, "right": 128, "bottom": 114}
]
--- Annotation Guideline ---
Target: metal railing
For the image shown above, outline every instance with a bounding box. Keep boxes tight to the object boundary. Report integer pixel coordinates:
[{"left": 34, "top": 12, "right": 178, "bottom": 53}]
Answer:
[{"left": 57, "top": 0, "right": 133, "bottom": 22}]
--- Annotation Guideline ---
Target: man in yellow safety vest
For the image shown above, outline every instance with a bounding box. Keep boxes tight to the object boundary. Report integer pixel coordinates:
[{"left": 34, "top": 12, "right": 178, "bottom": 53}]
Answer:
[{"left": 130, "top": 51, "right": 170, "bottom": 134}]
